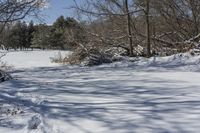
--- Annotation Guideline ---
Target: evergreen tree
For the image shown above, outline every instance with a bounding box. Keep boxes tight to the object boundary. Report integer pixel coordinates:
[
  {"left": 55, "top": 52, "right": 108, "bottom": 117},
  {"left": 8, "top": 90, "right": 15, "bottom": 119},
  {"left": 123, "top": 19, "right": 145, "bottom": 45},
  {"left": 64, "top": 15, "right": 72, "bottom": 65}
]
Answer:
[
  {"left": 27, "top": 21, "right": 35, "bottom": 48},
  {"left": 31, "top": 24, "right": 51, "bottom": 50},
  {"left": 52, "top": 16, "right": 86, "bottom": 50},
  {"left": 51, "top": 16, "right": 67, "bottom": 49},
  {"left": 20, "top": 21, "right": 28, "bottom": 49},
  {"left": 7, "top": 21, "right": 29, "bottom": 50},
  {"left": 53, "top": 15, "right": 67, "bottom": 30},
  {"left": 9, "top": 21, "right": 22, "bottom": 49}
]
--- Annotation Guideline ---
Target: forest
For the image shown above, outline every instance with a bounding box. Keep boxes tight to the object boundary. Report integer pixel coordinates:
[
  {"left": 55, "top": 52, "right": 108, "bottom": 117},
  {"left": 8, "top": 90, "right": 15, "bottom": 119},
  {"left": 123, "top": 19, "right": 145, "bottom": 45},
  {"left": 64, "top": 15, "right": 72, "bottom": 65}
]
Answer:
[{"left": 0, "top": 17, "right": 82, "bottom": 50}]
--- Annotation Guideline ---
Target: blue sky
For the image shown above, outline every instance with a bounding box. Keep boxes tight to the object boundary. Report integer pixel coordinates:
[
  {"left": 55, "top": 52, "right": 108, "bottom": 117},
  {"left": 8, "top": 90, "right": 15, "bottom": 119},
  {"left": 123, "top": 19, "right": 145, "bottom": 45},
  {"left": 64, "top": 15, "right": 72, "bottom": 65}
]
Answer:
[{"left": 33, "top": 0, "right": 77, "bottom": 24}]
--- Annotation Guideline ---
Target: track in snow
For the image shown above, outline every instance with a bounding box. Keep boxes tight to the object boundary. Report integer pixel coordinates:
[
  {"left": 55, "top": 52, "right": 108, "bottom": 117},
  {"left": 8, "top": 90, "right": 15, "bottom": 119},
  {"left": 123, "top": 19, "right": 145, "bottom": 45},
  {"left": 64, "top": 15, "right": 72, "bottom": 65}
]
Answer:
[{"left": 0, "top": 65, "right": 200, "bottom": 133}]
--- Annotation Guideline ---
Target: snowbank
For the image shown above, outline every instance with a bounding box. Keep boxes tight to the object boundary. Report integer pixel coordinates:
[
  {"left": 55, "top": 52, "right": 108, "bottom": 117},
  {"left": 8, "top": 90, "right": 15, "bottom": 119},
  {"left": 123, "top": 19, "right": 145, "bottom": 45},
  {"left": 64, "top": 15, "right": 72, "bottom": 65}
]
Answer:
[{"left": 97, "top": 52, "right": 200, "bottom": 72}]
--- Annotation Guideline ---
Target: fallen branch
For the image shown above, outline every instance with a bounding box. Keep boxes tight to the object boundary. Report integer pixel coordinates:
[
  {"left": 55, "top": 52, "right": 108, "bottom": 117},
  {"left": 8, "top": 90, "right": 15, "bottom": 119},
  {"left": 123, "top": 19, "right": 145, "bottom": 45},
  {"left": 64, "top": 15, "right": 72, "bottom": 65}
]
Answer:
[
  {"left": 0, "top": 44, "right": 8, "bottom": 59},
  {"left": 0, "top": 70, "right": 12, "bottom": 83}
]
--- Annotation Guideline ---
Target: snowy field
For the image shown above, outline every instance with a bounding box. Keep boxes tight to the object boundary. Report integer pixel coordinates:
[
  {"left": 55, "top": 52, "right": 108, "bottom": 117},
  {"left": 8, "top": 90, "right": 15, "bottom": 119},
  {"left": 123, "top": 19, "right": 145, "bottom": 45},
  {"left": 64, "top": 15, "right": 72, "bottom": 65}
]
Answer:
[
  {"left": 0, "top": 50, "right": 70, "bottom": 69},
  {"left": 1, "top": 50, "right": 200, "bottom": 133}
]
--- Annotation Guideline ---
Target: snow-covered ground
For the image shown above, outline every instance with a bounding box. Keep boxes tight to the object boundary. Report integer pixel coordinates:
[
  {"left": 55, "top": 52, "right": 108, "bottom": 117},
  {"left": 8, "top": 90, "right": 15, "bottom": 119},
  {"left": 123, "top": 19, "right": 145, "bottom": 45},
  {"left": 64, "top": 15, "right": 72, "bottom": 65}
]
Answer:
[
  {"left": 1, "top": 50, "right": 200, "bottom": 133},
  {"left": 1, "top": 50, "right": 70, "bottom": 69}
]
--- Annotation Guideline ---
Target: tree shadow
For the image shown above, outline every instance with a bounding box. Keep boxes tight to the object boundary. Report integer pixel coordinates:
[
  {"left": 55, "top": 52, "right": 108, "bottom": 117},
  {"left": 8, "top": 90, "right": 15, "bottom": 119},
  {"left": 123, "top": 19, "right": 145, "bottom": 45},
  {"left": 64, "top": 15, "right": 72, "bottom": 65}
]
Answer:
[{"left": 0, "top": 66, "right": 200, "bottom": 133}]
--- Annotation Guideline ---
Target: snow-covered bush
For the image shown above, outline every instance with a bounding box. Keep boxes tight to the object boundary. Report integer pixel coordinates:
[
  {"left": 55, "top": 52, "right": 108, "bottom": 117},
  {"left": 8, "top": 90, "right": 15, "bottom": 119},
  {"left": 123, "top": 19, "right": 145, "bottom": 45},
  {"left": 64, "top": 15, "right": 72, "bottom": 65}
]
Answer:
[
  {"left": 0, "top": 61, "right": 13, "bottom": 70},
  {"left": 63, "top": 48, "right": 113, "bottom": 66},
  {"left": 0, "top": 69, "right": 12, "bottom": 83},
  {"left": 50, "top": 51, "right": 64, "bottom": 63},
  {"left": 63, "top": 47, "right": 88, "bottom": 65},
  {"left": 83, "top": 49, "right": 112, "bottom": 66},
  {"left": 189, "top": 48, "right": 200, "bottom": 56},
  {"left": 28, "top": 115, "right": 42, "bottom": 129},
  {"left": 0, "top": 50, "right": 12, "bottom": 83}
]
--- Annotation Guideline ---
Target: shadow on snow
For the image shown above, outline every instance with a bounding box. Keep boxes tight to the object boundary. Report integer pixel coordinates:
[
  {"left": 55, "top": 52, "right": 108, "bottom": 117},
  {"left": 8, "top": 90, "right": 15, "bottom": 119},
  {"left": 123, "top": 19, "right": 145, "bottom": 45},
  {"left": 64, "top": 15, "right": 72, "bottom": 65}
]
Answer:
[{"left": 0, "top": 66, "right": 200, "bottom": 133}]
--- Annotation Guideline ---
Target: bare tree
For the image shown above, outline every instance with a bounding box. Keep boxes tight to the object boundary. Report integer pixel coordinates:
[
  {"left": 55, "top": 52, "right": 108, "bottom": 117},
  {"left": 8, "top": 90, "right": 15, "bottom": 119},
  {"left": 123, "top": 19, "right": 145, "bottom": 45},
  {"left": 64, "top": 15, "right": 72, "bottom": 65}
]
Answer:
[
  {"left": 145, "top": 0, "right": 151, "bottom": 57},
  {"left": 72, "top": 0, "right": 143, "bottom": 56},
  {"left": 70, "top": 0, "right": 200, "bottom": 59},
  {"left": 0, "top": 0, "right": 48, "bottom": 70},
  {"left": 125, "top": 0, "right": 134, "bottom": 56},
  {"left": 0, "top": 0, "right": 48, "bottom": 31}
]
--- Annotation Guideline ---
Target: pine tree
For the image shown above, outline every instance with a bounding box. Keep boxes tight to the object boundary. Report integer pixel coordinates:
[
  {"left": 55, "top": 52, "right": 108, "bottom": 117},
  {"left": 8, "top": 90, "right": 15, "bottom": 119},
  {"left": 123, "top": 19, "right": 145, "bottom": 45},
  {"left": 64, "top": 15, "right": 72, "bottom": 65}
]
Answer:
[
  {"left": 27, "top": 21, "right": 35, "bottom": 49},
  {"left": 9, "top": 21, "right": 22, "bottom": 50},
  {"left": 20, "top": 21, "right": 28, "bottom": 49},
  {"left": 31, "top": 24, "right": 51, "bottom": 50}
]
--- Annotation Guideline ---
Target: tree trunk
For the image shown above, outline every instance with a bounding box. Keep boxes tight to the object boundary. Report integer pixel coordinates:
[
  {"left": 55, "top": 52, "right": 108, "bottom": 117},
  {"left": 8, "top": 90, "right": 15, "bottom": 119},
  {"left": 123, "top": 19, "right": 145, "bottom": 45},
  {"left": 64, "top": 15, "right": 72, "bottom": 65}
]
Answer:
[
  {"left": 125, "top": 0, "right": 134, "bottom": 56},
  {"left": 145, "top": 0, "right": 151, "bottom": 57}
]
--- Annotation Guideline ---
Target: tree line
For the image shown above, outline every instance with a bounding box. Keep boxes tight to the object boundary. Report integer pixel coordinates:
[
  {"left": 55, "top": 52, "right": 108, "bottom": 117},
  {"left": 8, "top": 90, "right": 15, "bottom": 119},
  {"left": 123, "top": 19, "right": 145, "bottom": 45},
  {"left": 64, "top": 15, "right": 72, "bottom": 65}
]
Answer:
[
  {"left": 1, "top": 0, "right": 200, "bottom": 58},
  {"left": 0, "top": 16, "right": 85, "bottom": 50}
]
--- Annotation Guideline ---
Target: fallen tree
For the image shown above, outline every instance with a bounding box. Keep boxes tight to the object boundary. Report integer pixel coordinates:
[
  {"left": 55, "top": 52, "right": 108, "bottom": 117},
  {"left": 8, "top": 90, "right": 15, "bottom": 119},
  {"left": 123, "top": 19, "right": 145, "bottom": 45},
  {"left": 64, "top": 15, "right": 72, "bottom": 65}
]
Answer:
[{"left": 62, "top": 43, "right": 113, "bottom": 66}]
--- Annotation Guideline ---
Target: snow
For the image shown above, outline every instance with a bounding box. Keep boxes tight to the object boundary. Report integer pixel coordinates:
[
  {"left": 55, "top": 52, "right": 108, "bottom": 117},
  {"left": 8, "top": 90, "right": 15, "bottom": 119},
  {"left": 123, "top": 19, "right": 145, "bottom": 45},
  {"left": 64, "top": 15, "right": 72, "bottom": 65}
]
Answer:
[
  {"left": 0, "top": 50, "right": 200, "bottom": 133},
  {"left": 101, "top": 52, "right": 200, "bottom": 72},
  {"left": 1, "top": 50, "right": 71, "bottom": 69}
]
